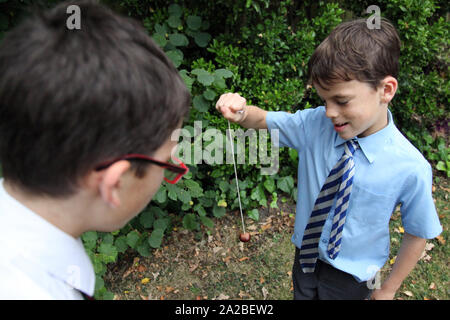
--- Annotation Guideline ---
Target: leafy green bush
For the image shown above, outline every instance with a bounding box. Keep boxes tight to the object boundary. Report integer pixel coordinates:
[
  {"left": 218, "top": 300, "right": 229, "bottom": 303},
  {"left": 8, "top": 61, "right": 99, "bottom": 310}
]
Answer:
[{"left": 1, "top": 0, "right": 447, "bottom": 298}]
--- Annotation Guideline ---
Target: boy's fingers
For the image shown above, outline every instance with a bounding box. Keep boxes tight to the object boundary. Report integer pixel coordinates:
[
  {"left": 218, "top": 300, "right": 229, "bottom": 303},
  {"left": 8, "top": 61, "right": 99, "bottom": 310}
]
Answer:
[
  {"left": 215, "top": 93, "right": 233, "bottom": 111},
  {"left": 215, "top": 93, "right": 226, "bottom": 110},
  {"left": 216, "top": 93, "right": 245, "bottom": 113},
  {"left": 215, "top": 93, "right": 246, "bottom": 122}
]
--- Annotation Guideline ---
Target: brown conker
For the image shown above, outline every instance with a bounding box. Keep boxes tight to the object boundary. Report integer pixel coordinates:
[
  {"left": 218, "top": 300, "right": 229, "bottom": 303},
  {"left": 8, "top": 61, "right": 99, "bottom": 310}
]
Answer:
[{"left": 239, "top": 232, "right": 251, "bottom": 242}]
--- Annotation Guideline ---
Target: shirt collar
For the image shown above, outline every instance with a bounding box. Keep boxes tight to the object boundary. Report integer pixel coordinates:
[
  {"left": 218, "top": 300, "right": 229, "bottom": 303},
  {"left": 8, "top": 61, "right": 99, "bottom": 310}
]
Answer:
[
  {"left": 334, "top": 109, "right": 396, "bottom": 163},
  {"left": 0, "top": 179, "right": 95, "bottom": 296}
]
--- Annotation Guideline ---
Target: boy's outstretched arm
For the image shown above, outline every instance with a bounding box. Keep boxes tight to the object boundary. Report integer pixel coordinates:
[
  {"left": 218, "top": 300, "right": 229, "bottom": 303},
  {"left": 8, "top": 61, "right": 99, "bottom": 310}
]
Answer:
[
  {"left": 215, "top": 93, "right": 268, "bottom": 129},
  {"left": 371, "top": 232, "right": 427, "bottom": 300}
]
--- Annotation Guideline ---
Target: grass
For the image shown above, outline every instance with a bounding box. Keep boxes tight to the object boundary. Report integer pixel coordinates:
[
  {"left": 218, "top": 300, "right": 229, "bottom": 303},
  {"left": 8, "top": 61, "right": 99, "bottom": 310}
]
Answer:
[
  {"left": 104, "top": 175, "right": 449, "bottom": 300},
  {"left": 383, "top": 175, "right": 449, "bottom": 300}
]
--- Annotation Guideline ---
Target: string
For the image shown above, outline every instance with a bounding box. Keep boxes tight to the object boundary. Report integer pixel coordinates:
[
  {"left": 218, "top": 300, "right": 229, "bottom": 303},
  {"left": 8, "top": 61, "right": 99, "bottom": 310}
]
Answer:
[{"left": 227, "top": 120, "right": 246, "bottom": 234}]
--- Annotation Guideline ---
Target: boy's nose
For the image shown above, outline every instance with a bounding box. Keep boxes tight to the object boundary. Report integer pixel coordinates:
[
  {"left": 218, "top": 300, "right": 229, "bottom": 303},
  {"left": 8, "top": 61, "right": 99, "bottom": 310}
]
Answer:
[{"left": 325, "top": 103, "right": 339, "bottom": 119}]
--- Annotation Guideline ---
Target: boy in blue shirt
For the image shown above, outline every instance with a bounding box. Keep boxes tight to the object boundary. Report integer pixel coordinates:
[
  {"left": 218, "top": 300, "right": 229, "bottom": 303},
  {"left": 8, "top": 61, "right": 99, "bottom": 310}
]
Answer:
[
  {"left": 216, "top": 18, "right": 442, "bottom": 300},
  {"left": 0, "top": 1, "right": 189, "bottom": 299}
]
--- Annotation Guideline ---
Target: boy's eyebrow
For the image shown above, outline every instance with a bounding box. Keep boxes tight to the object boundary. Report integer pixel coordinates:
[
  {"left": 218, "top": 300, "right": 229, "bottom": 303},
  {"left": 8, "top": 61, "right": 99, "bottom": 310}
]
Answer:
[
  {"left": 331, "top": 94, "right": 354, "bottom": 99},
  {"left": 318, "top": 94, "right": 355, "bottom": 100}
]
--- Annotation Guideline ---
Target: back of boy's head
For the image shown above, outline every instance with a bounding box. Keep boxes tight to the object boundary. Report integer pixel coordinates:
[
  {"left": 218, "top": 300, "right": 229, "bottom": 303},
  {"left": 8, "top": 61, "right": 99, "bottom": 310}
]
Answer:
[
  {"left": 0, "top": 0, "right": 190, "bottom": 197},
  {"left": 308, "top": 17, "right": 401, "bottom": 90}
]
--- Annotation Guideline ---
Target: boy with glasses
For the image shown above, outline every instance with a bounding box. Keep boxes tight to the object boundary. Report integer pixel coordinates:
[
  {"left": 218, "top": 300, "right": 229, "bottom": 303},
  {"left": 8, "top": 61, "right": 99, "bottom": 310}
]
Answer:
[{"left": 0, "top": 1, "right": 189, "bottom": 299}]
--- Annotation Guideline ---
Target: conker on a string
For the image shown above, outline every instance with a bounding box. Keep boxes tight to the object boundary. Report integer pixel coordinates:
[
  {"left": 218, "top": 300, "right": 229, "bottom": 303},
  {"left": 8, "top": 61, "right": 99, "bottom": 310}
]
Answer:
[{"left": 239, "top": 232, "right": 251, "bottom": 242}]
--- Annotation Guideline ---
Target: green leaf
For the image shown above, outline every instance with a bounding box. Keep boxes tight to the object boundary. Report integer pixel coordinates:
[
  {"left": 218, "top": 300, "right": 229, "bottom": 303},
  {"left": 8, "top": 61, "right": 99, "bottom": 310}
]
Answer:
[
  {"left": 194, "top": 203, "right": 207, "bottom": 217},
  {"left": 168, "top": 4, "right": 182, "bottom": 17},
  {"left": 165, "top": 49, "right": 183, "bottom": 68},
  {"left": 436, "top": 161, "right": 446, "bottom": 171},
  {"left": 277, "top": 176, "right": 294, "bottom": 193},
  {"left": 179, "top": 70, "right": 194, "bottom": 92},
  {"left": 136, "top": 241, "right": 151, "bottom": 257},
  {"left": 167, "top": 15, "right": 182, "bottom": 28},
  {"left": 154, "top": 186, "right": 167, "bottom": 204},
  {"left": 210, "top": 168, "right": 224, "bottom": 178},
  {"left": 166, "top": 183, "right": 179, "bottom": 201},
  {"left": 178, "top": 188, "right": 192, "bottom": 204},
  {"left": 81, "top": 231, "right": 98, "bottom": 250},
  {"left": 92, "top": 257, "right": 106, "bottom": 275},
  {"left": 126, "top": 230, "right": 140, "bottom": 249},
  {"left": 270, "top": 193, "right": 278, "bottom": 209},
  {"left": 194, "top": 32, "right": 211, "bottom": 47},
  {"left": 152, "top": 33, "right": 167, "bottom": 47},
  {"left": 191, "top": 68, "right": 209, "bottom": 76},
  {"left": 139, "top": 210, "right": 155, "bottom": 228},
  {"left": 288, "top": 149, "right": 298, "bottom": 162},
  {"left": 148, "top": 229, "right": 164, "bottom": 248},
  {"left": 204, "top": 190, "right": 216, "bottom": 198},
  {"left": 199, "top": 196, "right": 213, "bottom": 208},
  {"left": 169, "top": 33, "right": 189, "bottom": 46},
  {"left": 153, "top": 218, "right": 169, "bottom": 231},
  {"left": 212, "top": 204, "right": 226, "bottom": 218},
  {"left": 251, "top": 185, "right": 267, "bottom": 207},
  {"left": 199, "top": 216, "right": 214, "bottom": 229},
  {"left": 219, "top": 180, "right": 229, "bottom": 192},
  {"left": 98, "top": 243, "right": 118, "bottom": 263},
  {"left": 263, "top": 178, "right": 276, "bottom": 193},
  {"left": 114, "top": 236, "right": 128, "bottom": 253},
  {"left": 183, "top": 213, "right": 199, "bottom": 230},
  {"left": 423, "top": 133, "right": 433, "bottom": 145},
  {"left": 197, "top": 73, "right": 215, "bottom": 86},
  {"left": 187, "top": 15, "right": 202, "bottom": 30},
  {"left": 214, "top": 69, "right": 233, "bottom": 79},
  {"left": 184, "top": 180, "right": 203, "bottom": 197},
  {"left": 203, "top": 88, "right": 217, "bottom": 101},
  {"left": 101, "top": 233, "right": 114, "bottom": 245},
  {"left": 150, "top": 205, "right": 167, "bottom": 218},
  {"left": 154, "top": 23, "right": 167, "bottom": 35},
  {"left": 248, "top": 209, "right": 259, "bottom": 221},
  {"left": 193, "top": 95, "right": 210, "bottom": 112},
  {"left": 213, "top": 74, "right": 226, "bottom": 89}
]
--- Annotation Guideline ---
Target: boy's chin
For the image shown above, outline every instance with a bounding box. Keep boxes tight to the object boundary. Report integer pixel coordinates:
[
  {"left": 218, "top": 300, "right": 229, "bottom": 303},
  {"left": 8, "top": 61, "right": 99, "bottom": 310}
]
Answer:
[{"left": 337, "top": 131, "right": 356, "bottom": 140}]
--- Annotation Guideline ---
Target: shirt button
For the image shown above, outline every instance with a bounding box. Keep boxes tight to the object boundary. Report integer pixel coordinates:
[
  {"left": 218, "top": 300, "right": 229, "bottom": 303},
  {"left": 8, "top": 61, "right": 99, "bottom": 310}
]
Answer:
[{"left": 322, "top": 239, "right": 328, "bottom": 244}]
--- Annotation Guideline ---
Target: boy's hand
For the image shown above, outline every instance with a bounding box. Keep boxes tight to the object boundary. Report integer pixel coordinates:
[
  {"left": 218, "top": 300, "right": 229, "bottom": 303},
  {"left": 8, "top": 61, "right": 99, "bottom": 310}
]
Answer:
[
  {"left": 215, "top": 93, "right": 247, "bottom": 123},
  {"left": 370, "top": 287, "right": 396, "bottom": 300}
]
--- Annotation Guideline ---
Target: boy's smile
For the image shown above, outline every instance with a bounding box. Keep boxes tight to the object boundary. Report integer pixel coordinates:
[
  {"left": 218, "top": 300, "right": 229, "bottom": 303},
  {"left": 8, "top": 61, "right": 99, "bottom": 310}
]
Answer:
[{"left": 314, "top": 79, "right": 394, "bottom": 140}]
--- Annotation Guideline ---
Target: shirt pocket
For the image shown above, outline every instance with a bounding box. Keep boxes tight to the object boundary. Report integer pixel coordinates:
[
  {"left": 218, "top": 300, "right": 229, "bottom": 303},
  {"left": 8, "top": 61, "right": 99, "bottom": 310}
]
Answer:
[{"left": 345, "top": 184, "right": 396, "bottom": 239}]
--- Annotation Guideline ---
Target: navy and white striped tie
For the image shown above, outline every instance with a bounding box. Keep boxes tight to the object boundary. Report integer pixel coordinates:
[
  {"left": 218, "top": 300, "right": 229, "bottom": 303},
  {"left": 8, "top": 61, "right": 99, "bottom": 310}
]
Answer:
[{"left": 299, "top": 139, "right": 359, "bottom": 273}]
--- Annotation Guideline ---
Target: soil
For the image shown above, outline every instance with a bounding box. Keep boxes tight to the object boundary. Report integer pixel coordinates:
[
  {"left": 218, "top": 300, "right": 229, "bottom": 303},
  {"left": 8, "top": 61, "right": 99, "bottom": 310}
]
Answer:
[{"left": 104, "top": 200, "right": 297, "bottom": 300}]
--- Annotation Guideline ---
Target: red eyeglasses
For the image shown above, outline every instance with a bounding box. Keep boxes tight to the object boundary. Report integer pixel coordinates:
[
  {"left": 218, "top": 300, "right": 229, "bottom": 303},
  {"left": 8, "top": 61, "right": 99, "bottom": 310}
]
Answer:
[{"left": 94, "top": 154, "right": 188, "bottom": 184}]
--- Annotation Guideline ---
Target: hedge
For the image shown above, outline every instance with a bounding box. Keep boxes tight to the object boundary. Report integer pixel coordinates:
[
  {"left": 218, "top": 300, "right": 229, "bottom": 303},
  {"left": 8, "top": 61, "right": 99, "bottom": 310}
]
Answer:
[{"left": 0, "top": 0, "right": 448, "bottom": 298}]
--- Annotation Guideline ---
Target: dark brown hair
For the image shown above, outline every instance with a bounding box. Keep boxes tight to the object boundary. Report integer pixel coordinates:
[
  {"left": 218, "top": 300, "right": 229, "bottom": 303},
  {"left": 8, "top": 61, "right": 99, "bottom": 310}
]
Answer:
[
  {"left": 308, "top": 17, "right": 401, "bottom": 90},
  {"left": 0, "top": 0, "right": 190, "bottom": 197}
]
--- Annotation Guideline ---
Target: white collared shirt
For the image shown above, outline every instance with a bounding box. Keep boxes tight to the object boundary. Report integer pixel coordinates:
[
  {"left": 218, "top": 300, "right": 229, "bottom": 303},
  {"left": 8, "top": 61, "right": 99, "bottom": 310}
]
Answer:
[{"left": 0, "top": 179, "right": 95, "bottom": 299}]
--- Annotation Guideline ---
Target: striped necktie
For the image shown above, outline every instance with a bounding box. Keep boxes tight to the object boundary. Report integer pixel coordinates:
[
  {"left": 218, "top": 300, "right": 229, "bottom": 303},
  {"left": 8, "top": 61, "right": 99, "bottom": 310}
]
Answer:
[{"left": 299, "top": 139, "right": 359, "bottom": 273}]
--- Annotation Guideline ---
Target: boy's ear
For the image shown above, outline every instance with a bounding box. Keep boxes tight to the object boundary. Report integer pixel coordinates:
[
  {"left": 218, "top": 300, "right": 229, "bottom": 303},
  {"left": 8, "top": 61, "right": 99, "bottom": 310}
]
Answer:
[
  {"left": 97, "top": 160, "right": 131, "bottom": 209},
  {"left": 380, "top": 76, "right": 398, "bottom": 105}
]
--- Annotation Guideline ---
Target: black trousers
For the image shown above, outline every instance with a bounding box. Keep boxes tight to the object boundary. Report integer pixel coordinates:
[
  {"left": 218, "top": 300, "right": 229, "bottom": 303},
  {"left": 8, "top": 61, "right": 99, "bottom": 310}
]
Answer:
[{"left": 292, "top": 247, "right": 373, "bottom": 300}]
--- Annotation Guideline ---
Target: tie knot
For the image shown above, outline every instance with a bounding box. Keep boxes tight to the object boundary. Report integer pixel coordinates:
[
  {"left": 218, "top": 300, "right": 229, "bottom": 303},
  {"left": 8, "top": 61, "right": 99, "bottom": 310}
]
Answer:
[{"left": 345, "top": 139, "right": 359, "bottom": 156}]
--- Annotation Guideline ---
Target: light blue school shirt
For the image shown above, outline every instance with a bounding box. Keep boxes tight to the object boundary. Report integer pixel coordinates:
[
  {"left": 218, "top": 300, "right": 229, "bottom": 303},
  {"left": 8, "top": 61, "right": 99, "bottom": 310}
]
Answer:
[{"left": 266, "top": 106, "right": 442, "bottom": 282}]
